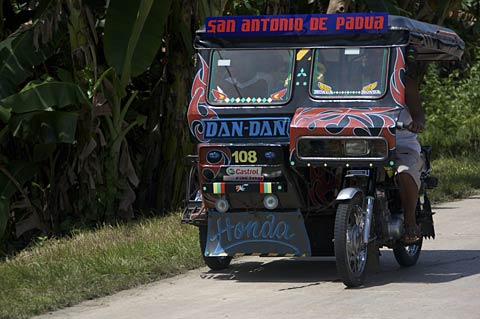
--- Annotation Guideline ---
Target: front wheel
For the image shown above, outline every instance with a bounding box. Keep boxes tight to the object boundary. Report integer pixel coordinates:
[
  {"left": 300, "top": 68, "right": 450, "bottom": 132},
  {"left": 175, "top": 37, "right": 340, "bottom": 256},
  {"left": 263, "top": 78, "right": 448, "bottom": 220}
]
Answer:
[
  {"left": 334, "top": 194, "right": 371, "bottom": 287},
  {"left": 393, "top": 239, "right": 423, "bottom": 267},
  {"left": 199, "top": 226, "right": 232, "bottom": 271}
]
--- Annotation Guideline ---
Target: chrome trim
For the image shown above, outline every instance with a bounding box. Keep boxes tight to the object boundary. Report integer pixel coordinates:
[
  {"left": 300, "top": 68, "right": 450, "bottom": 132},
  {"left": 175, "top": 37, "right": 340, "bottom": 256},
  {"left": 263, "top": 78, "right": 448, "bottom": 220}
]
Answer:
[
  {"left": 336, "top": 187, "right": 363, "bottom": 201},
  {"left": 363, "top": 196, "right": 375, "bottom": 244}
]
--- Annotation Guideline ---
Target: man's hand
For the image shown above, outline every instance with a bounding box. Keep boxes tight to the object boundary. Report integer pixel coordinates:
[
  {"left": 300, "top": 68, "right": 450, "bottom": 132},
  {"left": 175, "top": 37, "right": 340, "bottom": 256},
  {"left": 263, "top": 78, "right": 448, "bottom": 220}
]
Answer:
[{"left": 408, "top": 120, "right": 425, "bottom": 133}]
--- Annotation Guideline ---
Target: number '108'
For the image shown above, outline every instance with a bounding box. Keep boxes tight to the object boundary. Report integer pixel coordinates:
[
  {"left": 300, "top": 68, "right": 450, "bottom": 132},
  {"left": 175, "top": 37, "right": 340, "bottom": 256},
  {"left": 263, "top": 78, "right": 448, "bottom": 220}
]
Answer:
[{"left": 232, "top": 150, "right": 257, "bottom": 163}]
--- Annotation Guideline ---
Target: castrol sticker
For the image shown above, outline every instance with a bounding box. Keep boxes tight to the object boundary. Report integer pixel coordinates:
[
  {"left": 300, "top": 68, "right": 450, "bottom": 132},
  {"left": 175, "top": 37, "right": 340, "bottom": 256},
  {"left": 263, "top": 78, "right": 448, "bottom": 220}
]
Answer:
[{"left": 224, "top": 167, "right": 263, "bottom": 181}]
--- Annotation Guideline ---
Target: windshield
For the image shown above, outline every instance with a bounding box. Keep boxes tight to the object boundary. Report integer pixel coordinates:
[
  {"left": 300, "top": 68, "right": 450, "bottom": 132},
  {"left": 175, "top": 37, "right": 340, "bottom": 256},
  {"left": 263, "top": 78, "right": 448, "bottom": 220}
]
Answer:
[
  {"left": 208, "top": 49, "right": 294, "bottom": 105},
  {"left": 311, "top": 47, "right": 389, "bottom": 99}
]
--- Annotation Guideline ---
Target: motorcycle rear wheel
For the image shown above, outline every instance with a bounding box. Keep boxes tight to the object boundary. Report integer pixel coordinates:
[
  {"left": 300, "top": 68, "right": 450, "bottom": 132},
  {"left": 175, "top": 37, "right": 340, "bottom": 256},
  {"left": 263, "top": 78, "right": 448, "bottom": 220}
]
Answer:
[
  {"left": 334, "top": 194, "right": 371, "bottom": 287},
  {"left": 393, "top": 239, "right": 423, "bottom": 267},
  {"left": 199, "top": 226, "right": 232, "bottom": 271}
]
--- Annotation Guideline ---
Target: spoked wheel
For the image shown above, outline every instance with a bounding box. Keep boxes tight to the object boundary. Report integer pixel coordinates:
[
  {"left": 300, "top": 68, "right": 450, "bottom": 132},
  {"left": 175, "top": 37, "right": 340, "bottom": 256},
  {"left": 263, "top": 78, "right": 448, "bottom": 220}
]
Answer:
[
  {"left": 199, "top": 226, "right": 232, "bottom": 271},
  {"left": 393, "top": 238, "right": 423, "bottom": 267},
  {"left": 334, "top": 194, "right": 371, "bottom": 287}
]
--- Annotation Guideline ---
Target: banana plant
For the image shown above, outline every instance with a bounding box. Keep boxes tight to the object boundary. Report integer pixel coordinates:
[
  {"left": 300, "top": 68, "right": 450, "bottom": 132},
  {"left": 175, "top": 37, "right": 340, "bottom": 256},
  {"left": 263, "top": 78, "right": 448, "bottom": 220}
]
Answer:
[
  {"left": 0, "top": 160, "right": 37, "bottom": 242},
  {"left": 0, "top": 79, "right": 90, "bottom": 240},
  {"left": 98, "top": 0, "right": 172, "bottom": 218}
]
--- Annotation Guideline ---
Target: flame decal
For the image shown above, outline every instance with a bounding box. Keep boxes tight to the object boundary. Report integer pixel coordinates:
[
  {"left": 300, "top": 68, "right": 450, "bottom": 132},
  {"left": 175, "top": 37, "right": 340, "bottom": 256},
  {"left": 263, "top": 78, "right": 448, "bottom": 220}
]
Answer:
[
  {"left": 290, "top": 107, "right": 399, "bottom": 151},
  {"left": 317, "top": 82, "right": 332, "bottom": 91},
  {"left": 187, "top": 54, "right": 218, "bottom": 141},
  {"left": 270, "top": 88, "right": 287, "bottom": 100},
  {"left": 308, "top": 168, "right": 336, "bottom": 206},
  {"left": 293, "top": 107, "right": 396, "bottom": 135},
  {"left": 362, "top": 82, "right": 378, "bottom": 91},
  {"left": 212, "top": 89, "right": 227, "bottom": 101},
  {"left": 390, "top": 47, "right": 406, "bottom": 107}
]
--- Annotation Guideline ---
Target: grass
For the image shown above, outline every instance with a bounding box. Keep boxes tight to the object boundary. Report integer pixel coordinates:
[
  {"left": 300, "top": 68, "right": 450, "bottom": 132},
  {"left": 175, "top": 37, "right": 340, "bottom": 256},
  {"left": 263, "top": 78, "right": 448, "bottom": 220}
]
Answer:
[
  {"left": 0, "top": 213, "right": 203, "bottom": 319},
  {"left": 429, "top": 155, "right": 480, "bottom": 203},
  {"left": 0, "top": 155, "right": 479, "bottom": 319}
]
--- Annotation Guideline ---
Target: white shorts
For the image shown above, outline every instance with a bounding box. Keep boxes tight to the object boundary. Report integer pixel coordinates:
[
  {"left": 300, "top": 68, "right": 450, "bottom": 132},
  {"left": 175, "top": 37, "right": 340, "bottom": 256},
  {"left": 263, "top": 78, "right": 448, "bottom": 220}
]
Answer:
[{"left": 395, "top": 147, "right": 423, "bottom": 190}]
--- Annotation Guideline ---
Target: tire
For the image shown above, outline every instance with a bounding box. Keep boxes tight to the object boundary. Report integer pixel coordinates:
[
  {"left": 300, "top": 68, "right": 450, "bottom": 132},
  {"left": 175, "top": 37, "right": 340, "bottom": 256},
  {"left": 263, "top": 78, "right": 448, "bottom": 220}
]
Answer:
[
  {"left": 199, "top": 226, "right": 232, "bottom": 271},
  {"left": 393, "top": 238, "right": 423, "bottom": 267},
  {"left": 334, "top": 194, "right": 370, "bottom": 287}
]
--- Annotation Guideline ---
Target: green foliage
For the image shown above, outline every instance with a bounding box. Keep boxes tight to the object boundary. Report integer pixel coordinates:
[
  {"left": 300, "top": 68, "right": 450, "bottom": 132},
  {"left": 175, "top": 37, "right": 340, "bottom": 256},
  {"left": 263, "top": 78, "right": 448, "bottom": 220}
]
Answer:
[
  {"left": 104, "top": 0, "right": 173, "bottom": 81},
  {"left": 429, "top": 156, "right": 480, "bottom": 203},
  {"left": 2, "top": 81, "right": 89, "bottom": 114},
  {"left": 362, "top": 0, "right": 401, "bottom": 14},
  {"left": 0, "top": 161, "right": 37, "bottom": 242},
  {"left": 99, "top": 0, "right": 175, "bottom": 219},
  {"left": 0, "top": 81, "right": 89, "bottom": 143},
  {"left": 0, "top": 29, "right": 58, "bottom": 99},
  {"left": 0, "top": 162, "right": 37, "bottom": 199},
  {"left": 420, "top": 61, "right": 480, "bottom": 157},
  {"left": 0, "top": 197, "right": 8, "bottom": 241}
]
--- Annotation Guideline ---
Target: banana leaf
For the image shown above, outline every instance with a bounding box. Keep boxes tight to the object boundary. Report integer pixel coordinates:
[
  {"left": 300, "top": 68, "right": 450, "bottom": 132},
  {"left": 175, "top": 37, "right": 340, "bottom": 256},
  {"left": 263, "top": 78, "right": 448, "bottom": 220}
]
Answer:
[
  {"left": 0, "top": 161, "right": 37, "bottom": 199},
  {"left": 103, "top": 0, "right": 173, "bottom": 79},
  {"left": 9, "top": 111, "right": 78, "bottom": 144},
  {"left": 0, "top": 81, "right": 90, "bottom": 123},
  {"left": 0, "top": 161, "right": 37, "bottom": 240},
  {"left": 0, "top": 29, "right": 58, "bottom": 100},
  {"left": 363, "top": 0, "right": 401, "bottom": 15}
]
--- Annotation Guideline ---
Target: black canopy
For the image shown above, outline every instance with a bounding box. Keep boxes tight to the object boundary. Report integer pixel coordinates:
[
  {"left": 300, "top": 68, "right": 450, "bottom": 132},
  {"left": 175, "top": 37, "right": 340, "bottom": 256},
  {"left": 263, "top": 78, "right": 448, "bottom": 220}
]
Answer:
[{"left": 195, "top": 15, "right": 464, "bottom": 61}]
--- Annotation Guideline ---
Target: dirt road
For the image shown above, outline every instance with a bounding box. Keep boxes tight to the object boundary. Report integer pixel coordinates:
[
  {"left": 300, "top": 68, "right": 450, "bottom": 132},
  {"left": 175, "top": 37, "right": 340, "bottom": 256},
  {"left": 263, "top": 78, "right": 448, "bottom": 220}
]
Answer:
[{"left": 39, "top": 196, "right": 480, "bottom": 319}]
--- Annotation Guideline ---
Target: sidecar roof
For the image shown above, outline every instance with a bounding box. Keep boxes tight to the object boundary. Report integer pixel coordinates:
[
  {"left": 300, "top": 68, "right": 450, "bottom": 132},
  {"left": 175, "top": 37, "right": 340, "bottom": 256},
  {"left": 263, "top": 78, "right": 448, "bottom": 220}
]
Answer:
[{"left": 195, "top": 14, "right": 464, "bottom": 61}]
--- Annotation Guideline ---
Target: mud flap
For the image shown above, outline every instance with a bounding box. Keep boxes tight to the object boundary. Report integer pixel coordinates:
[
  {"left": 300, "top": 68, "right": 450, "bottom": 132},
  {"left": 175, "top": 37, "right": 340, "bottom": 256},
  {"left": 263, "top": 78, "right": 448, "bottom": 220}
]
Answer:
[
  {"left": 420, "top": 215, "right": 435, "bottom": 239},
  {"left": 419, "top": 195, "right": 435, "bottom": 239},
  {"left": 205, "top": 210, "right": 311, "bottom": 257}
]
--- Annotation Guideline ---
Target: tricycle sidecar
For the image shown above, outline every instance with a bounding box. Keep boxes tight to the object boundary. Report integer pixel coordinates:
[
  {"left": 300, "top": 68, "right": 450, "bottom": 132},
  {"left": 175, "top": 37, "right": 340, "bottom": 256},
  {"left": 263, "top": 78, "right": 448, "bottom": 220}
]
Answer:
[{"left": 183, "top": 13, "right": 464, "bottom": 287}]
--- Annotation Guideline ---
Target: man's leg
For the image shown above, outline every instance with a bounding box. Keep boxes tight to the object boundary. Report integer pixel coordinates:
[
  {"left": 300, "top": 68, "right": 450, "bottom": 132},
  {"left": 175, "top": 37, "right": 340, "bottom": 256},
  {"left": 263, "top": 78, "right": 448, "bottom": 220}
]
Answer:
[{"left": 397, "top": 172, "right": 419, "bottom": 233}]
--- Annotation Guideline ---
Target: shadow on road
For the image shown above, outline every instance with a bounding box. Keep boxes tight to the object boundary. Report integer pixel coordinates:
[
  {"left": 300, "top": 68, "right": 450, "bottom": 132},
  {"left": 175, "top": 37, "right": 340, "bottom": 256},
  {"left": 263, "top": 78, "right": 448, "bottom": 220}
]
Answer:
[
  {"left": 201, "top": 257, "right": 338, "bottom": 283},
  {"left": 365, "top": 249, "right": 480, "bottom": 287},
  {"left": 201, "top": 250, "right": 480, "bottom": 288}
]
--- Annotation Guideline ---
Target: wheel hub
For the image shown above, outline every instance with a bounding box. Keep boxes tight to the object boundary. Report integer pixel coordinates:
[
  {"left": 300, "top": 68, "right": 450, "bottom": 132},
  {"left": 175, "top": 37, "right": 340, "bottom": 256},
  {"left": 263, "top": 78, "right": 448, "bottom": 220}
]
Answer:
[{"left": 346, "top": 206, "right": 367, "bottom": 274}]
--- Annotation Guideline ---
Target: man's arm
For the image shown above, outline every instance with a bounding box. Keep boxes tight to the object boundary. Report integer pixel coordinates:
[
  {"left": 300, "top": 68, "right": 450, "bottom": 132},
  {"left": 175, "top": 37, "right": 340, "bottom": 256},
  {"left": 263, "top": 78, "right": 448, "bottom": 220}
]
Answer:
[{"left": 405, "top": 75, "right": 426, "bottom": 133}]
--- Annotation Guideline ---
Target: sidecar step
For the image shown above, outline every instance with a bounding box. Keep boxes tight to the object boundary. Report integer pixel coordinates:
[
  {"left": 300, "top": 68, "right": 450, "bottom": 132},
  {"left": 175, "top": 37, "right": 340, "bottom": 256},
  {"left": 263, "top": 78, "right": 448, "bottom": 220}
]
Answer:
[{"left": 182, "top": 200, "right": 206, "bottom": 225}]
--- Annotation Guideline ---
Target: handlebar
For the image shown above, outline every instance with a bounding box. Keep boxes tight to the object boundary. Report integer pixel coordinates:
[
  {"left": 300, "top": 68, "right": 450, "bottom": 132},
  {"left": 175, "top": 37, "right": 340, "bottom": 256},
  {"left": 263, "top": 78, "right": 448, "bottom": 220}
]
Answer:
[{"left": 396, "top": 121, "right": 411, "bottom": 131}]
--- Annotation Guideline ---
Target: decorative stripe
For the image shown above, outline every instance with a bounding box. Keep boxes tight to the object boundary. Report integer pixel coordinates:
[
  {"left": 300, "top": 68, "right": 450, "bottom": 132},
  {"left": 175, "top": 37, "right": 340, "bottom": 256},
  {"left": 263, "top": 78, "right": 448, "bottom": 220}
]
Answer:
[
  {"left": 267, "top": 253, "right": 279, "bottom": 257},
  {"left": 284, "top": 253, "right": 295, "bottom": 257},
  {"left": 213, "top": 182, "right": 225, "bottom": 194},
  {"left": 296, "top": 49, "right": 310, "bottom": 61},
  {"left": 260, "top": 182, "right": 272, "bottom": 194}
]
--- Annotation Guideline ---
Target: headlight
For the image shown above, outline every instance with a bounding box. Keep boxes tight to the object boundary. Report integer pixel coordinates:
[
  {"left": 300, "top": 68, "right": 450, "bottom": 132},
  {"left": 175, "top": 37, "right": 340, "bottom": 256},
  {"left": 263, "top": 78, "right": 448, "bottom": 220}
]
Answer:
[
  {"left": 296, "top": 137, "right": 388, "bottom": 160},
  {"left": 345, "top": 140, "right": 369, "bottom": 156},
  {"left": 206, "top": 151, "right": 221, "bottom": 164}
]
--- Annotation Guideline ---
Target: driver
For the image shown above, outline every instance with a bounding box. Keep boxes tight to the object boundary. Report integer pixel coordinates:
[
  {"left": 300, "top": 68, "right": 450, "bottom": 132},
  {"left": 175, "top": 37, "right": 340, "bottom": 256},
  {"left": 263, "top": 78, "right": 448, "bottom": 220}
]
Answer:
[
  {"left": 220, "top": 51, "right": 275, "bottom": 98},
  {"left": 396, "top": 56, "right": 426, "bottom": 244}
]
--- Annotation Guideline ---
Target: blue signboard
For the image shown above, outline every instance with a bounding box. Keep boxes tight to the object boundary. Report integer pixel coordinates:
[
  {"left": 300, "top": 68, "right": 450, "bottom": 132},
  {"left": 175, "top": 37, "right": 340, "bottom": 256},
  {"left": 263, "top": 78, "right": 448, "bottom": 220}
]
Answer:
[
  {"left": 202, "top": 117, "right": 290, "bottom": 139},
  {"left": 205, "top": 13, "right": 388, "bottom": 37}
]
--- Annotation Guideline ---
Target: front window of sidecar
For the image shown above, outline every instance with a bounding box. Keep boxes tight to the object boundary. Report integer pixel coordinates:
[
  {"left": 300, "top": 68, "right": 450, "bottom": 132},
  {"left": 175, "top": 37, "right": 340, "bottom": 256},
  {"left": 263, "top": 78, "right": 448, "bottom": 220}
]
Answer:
[
  {"left": 208, "top": 49, "right": 294, "bottom": 105},
  {"left": 311, "top": 47, "right": 389, "bottom": 99}
]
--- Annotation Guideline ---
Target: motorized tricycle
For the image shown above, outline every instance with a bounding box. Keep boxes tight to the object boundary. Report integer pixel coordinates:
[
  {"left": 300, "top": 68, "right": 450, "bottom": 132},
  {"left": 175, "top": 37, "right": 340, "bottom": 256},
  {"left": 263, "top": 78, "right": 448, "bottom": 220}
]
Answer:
[{"left": 182, "top": 13, "right": 464, "bottom": 287}]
